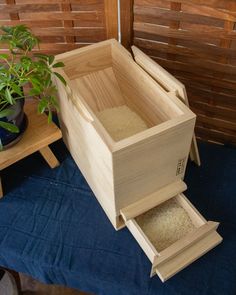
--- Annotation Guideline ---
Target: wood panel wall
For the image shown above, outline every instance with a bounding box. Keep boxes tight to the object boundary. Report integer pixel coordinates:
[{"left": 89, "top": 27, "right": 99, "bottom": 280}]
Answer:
[
  {"left": 1, "top": 0, "right": 236, "bottom": 145},
  {"left": 0, "top": 0, "right": 118, "bottom": 55},
  {"left": 124, "top": 0, "right": 236, "bottom": 145}
]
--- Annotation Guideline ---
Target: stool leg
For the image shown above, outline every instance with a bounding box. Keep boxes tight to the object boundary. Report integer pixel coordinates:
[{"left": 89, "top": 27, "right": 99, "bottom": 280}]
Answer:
[
  {"left": 0, "top": 176, "right": 3, "bottom": 198},
  {"left": 39, "top": 146, "right": 60, "bottom": 169},
  {"left": 2, "top": 268, "right": 21, "bottom": 294}
]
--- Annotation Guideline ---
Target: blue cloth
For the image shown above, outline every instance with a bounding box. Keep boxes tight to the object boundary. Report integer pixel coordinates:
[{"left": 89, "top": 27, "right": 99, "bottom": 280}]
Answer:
[{"left": 0, "top": 141, "right": 236, "bottom": 295}]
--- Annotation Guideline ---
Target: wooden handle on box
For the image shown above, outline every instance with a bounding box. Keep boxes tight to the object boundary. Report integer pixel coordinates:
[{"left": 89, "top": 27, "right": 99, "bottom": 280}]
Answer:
[{"left": 65, "top": 85, "right": 94, "bottom": 124}]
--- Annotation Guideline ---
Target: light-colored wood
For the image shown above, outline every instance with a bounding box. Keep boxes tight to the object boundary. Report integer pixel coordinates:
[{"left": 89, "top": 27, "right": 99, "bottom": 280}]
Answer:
[
  {"left": 131, "top": 45, "right": 201, "bottom": 166},
  {"left": 132, "top": 45, "right": 185, "bottom": 95},
  {"left": 56, "top": 40, "right": 195, "bottom": 223},
  {"left": 55, "top": 39, "right": 196, "bottom": 225},
  {"left": 54, "top": 74, "right": 118, "bottom": 228},
  {"left": 126, "top": 218, "right": 159, "bottom": 262},
  {"left": 55, "top": 41, "right": 113, "bottom": 80},
  {"left": 124, "top": 192, "right": 222, "bottom": 281},
  {"left": 113, "top": 117, "right": 195, "bottom": 210},
  {"left": 0, "top": 101, "right": 62, "bottom": 171},
  {"left": 54, "top": 40, "right": 222, "bottom": 280},
  {"left": 190, "top": 134, "right": 201, "bottom": 166},
  {"left": 39, "top": 146, "right": 60, "bottom": 169},
  {"left": 120, "top": 180, "right": 187, "bottom": 221},
  {"left": 74, "top": 67, "right": 125, "bottom": 113},
  {"left": 156, "top": 231, "right": 222, "bottom": 282},
  {"left": 154, "top": 221, "right": 219, "bottom": 268},
  {"left": 0, "top": 176, "right": 3, "bottom": 198},
  {"left": 112, "top": 44, "right": 185, "bottom": 126},
  {"left": 169, "top": 91, "right": 201, "bottom": 166}
]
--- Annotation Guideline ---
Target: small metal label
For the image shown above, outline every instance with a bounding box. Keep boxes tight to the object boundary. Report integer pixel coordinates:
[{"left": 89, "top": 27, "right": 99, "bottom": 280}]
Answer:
[{"left": 176, "top": 157, "right": 186, "bottom": 176}]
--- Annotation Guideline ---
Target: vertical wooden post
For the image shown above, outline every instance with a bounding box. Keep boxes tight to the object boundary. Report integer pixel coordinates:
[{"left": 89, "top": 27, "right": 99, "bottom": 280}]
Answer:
[
  {"left": 168, "top": 2, "right": 181, "bottom": 60},
  {"left": 6, "top": 0, "right": 19, "bottom": 20},
  {"left": 120, "top": 0, "right": 134, "bottom": 49},
  {"left": 61, "top": 3, "right": 75, "bottom": 44},
  {"left": 104, "top": 0, "right": 118, "bottom": 40}
]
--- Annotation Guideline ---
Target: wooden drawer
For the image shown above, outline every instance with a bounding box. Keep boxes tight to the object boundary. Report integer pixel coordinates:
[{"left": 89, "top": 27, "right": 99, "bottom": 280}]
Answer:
[{"left": 121, "top": 189, "right": 222, "bottom": 282}]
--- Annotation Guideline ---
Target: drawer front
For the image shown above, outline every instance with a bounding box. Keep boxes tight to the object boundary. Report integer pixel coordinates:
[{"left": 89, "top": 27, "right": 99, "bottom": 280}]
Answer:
[{"left": 122, "top": 193, "right": 222, "bottom": 282}]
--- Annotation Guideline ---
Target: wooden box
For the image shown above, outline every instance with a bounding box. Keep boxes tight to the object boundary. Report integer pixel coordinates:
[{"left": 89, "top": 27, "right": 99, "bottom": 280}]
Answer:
[{"left": 54, "top": 39, "right": 222, "bottom": 281}]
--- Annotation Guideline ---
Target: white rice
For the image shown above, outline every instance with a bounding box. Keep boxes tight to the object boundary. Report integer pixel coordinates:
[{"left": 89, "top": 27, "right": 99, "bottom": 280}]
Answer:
[
  {"left": 136, "top": 199, "right": 196, "bottom": 252},
  {"left": 97, "top": 105, "right": 148, "bottom": 141}
]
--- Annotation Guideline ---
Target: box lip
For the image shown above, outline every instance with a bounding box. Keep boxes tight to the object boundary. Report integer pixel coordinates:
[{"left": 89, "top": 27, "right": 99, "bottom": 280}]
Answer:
[
  {"left": 110, "top": 113, "right": 195, "bottom": 152},
  {"left": 55, "top": 39, "right": 196, "bottom": 153},
  {"left": 55, "top": 39, "right": 116, "bottom": 62},
  {"left": 57, "top": 72, "right": 196, "bottom": 153}
]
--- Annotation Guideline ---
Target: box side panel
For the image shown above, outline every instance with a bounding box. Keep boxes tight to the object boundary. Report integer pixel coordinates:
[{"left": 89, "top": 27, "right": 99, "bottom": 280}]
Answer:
[
  {"left": 113, "top": 117, "right": 195, "bottom": 213},
  {"left": 55, "top": 79, "right": 117, "bottom": 226}
]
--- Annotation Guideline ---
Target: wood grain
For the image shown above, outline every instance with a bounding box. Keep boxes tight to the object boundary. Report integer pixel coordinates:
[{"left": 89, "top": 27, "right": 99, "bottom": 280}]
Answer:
[
  {"left": 120, "top": 0, "right": 134, "bottom": 48},
  {"left": 104, "top": 0, "right": 118, "bottom": 39},
  {"left": 132, "top": 0, "right": 236, "bottom": 145},
  {"left": 39, "top": 146, "right": 60, "bottom": 168},
  {"left": 55, "top": 39, "right": 196, "bottom": 228},
  {"left": 0, "top": 101, "right": 62, "bottom": 171},
  {"left": 125, "top": 193, "right": 222, "bottom": 281},
  {"left": 0, "top": 0, "right": 117, "bottom": 55}
]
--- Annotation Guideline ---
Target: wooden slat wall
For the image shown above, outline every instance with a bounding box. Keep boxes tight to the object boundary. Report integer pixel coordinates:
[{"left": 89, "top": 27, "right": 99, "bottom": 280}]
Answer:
[
  {"left": 131, "top": 0, "right": 236, "bottom": 145},
  {"left": 0, "top": 0, "right": 118, "bottom": 55}
]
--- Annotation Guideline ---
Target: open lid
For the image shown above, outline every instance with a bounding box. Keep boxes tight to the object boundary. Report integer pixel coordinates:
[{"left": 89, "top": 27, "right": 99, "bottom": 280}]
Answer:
[{"left": 131, "top": 46, "right": 200, "bottom": 167}]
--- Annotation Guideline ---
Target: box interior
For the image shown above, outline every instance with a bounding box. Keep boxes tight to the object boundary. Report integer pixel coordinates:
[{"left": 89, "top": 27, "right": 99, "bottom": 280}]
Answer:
[
  {"left": 63, "top": 42, "right": 184, "bottom": 140},
  {"left": 135, "top": 195, "right": 205, "bottom": 253}
]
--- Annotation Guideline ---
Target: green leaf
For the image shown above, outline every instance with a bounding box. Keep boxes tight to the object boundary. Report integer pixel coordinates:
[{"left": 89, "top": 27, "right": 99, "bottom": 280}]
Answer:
[
  {"left": 0, "top": 108, "right": 14, "bottom": 118},
  {"left": 37, "top": 99, "right": 48, "bottom": 114},
  {"left": 11, "top": 84, "right": 23, "bottom": 96},
  {"left": 0, "top": 26, "right": 12, "bottom": 34},
  {"left": 29, "top": 88, "right": 41, "bottom": 96},
  {"left": 52, "top": 62, "right": 64, "bottom": 68},
  {"left": 0, "top": 121, "right": 19, "bottom": 133},
  {"left": 53, "top": 72, "right": 66, "bottom": 86},
  {"left": 0, "top": 53, "right": 9, "bottom": 60},
  {"left": 34, "top": 53, "right": 49, "bottom": 61},
  {"left": 0, "top": 84, "right": 6, "bottom": 91},
  {"left": 47, "top": 109, "right": 52, "bottom": 123},
  {"left": 5, "top": 88, "right": 13, "bottom": 104},
  {"left": 30, "top": 76, "right": 41, "bottom": 85},
  {"left": 48, "top": 55, "right": 55, "bottom": 65}
]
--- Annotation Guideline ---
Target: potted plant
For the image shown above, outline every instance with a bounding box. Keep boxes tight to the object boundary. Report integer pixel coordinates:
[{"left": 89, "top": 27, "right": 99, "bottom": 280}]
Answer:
[{"left": 0, "top": 25, "right": 66, "bottom": 150}]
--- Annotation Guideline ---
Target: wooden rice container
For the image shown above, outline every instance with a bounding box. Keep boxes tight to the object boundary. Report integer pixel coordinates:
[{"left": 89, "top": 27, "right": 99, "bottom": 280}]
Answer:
[{"left": 54, "top": 39, "right": 222, "bottom": 281}]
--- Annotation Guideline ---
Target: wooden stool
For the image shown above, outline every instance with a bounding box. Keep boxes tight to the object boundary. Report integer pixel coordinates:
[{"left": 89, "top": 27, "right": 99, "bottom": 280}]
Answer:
[{"left": 0, "top": 101, "right": 62, "bottom": 198}]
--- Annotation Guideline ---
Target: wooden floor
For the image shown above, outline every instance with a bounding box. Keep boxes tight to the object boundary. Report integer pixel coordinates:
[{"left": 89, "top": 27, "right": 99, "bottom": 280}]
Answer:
[{"left": 20, "top": 273, "right": 92, "bottom": 295}]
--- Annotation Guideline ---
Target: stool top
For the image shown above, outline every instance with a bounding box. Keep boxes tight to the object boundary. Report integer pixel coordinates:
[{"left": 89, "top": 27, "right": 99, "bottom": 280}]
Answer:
[{"left": 0, "top": 101, "right": 62, "bottom": 170}]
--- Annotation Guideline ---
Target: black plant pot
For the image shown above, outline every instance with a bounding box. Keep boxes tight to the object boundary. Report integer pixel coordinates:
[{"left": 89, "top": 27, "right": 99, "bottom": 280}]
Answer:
[{"left": 0, "top": 98, "right": 28, "bottom": 149}]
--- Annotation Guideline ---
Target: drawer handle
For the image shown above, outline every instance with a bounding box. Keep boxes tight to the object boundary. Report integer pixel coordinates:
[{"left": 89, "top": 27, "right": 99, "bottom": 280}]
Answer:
[{"left": 65, "top": 85, "right": 94, "bottom": 123}]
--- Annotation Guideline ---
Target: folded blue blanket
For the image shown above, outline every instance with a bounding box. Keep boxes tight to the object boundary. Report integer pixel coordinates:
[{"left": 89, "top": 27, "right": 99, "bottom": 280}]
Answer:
[{"left": 0, "top": 141, "right": 235, "bottom": 295}]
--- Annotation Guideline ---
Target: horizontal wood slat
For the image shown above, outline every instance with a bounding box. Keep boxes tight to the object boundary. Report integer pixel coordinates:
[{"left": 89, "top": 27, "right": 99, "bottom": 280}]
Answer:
[
  {"left": 134, "top": 0, "right": 236, "bottom": 10},
  {"left": 132, "top": 0, "right": 236, "bottom": 145},
  {"left": 0, "top": 0, "right": 117, "bottom": 55}
]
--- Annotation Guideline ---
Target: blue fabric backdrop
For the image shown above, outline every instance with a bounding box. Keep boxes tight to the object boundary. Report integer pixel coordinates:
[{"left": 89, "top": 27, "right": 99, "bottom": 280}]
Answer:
[{"left": 0, "top": 141, "right": 235, "bottom": 295}]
